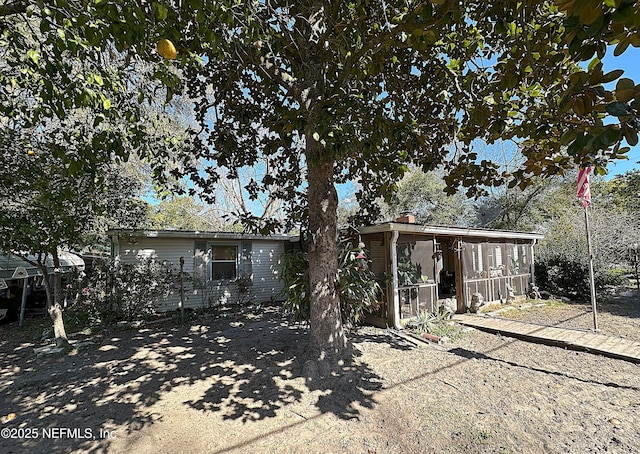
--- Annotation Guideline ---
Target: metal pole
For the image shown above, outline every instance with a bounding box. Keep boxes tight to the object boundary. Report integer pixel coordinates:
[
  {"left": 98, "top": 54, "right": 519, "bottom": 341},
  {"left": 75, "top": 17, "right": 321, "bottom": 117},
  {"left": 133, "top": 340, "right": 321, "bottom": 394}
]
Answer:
[
  {"left": 635, "top": 251, "right": 639, "bottom": 291},
  {"left": 18, "top": 277, "right": 28, "bottom": 327},
  {"left": 633, "top": 246, "right": 639, "bottom": 290},
  {"left": 584, "top": 205, "right": 598, "bottom": 331}
]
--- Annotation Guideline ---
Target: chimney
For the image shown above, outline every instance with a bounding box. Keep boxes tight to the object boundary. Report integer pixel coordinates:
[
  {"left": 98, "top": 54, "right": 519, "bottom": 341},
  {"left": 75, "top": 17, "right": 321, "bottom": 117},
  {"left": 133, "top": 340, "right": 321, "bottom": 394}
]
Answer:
[{"left": 396, "top": 213, "right": 415, "bottom": 224}]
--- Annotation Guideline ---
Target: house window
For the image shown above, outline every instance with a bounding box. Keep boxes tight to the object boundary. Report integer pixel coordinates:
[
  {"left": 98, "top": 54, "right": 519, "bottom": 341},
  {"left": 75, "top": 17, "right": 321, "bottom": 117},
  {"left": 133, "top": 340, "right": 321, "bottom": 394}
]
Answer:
[{"left": 210, "top": 245, "right": 238, "bottom": 280}]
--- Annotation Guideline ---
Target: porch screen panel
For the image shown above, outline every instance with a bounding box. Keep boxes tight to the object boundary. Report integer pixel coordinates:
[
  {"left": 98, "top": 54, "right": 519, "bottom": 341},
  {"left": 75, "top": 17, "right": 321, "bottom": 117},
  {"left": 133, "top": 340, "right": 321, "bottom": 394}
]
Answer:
[
  {"left": 462, "top": 241, "right": 484, "bottom": 279},
  {"left": 396, "top": 237, "right": 436, "bottom": 315},
  {"left": 462, "top": 240, "right": 490, "bottom": 303},
  {"left": 396, "top": 238, "right": 435, "bottom": 285},
  {"left": 488, "top": 243, "right": 507, "bottom": 277},
  {"left": 509, "top": 242, "right": 532, "bottom": 295}
]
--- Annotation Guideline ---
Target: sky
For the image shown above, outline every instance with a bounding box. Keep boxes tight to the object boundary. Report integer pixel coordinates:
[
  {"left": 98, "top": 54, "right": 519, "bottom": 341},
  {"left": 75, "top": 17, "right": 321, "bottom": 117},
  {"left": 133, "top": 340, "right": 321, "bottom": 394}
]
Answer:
[{"left": 601, "top": 47, "right": 640, "bottom": 178}]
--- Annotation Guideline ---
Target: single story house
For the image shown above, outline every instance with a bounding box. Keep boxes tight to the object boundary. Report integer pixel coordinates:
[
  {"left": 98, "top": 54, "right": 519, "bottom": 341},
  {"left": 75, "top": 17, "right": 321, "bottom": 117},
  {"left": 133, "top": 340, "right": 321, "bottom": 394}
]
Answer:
[
  {"left": 358, "top": 217, "right": 544, "bottom": 328},
  {"left": 108, "top": 229, "right": 297, "bottom": 312},
  {"left": 108, "top": 221, "right": 543, "bottom": 325}
]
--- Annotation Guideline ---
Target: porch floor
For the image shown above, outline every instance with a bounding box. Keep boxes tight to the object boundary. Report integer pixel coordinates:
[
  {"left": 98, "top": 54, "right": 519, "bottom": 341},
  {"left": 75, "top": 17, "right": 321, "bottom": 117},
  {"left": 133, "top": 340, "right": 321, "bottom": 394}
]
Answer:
[{"left": 453, "top": 314, "right": 640, "bottom": 364}]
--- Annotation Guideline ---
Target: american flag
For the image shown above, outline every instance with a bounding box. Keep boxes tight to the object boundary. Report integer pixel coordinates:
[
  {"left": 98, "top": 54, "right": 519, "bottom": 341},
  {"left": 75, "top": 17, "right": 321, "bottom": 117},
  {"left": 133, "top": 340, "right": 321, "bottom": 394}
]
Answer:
[{"left": 576, "top": 166, "right": 593, "bottom": 209}]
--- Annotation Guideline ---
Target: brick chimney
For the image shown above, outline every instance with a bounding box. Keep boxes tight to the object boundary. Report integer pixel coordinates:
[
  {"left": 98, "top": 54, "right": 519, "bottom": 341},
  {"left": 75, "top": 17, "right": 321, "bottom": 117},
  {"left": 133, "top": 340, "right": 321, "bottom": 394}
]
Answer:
[{"left": 396, "top": 213, "right": 415, "bottom": 224}]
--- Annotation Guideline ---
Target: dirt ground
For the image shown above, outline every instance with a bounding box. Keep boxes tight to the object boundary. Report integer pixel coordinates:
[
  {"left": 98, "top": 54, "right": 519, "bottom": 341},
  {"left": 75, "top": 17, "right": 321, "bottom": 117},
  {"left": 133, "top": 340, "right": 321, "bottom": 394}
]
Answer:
[{"left": 1, "top": 288, "right": 639, "bottom": 454}]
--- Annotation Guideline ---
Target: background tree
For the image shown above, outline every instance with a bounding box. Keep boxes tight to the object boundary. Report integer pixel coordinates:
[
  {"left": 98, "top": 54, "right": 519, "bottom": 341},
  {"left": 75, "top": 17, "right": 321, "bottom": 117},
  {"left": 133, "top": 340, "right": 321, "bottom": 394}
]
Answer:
[
  {"left": 381, "top": 168, "right": 475, "bottom": 226},
  {"left": 607, "top": 170, "right": 640, "bottom": 215},
  {"left": 536, "top": 205, "right": 640, "bottom": 301},
  {"left": 0, "top": 138, "right": 145, "bottom": 346},
  {"left": 0, "top": 5, "right": 192, "bottom": 345},
  {"left": 148, "top": 196, "right": 232, "bottom": 231},
  {"left": 3, "top": 1, "right": 640, "bottom": 361}
]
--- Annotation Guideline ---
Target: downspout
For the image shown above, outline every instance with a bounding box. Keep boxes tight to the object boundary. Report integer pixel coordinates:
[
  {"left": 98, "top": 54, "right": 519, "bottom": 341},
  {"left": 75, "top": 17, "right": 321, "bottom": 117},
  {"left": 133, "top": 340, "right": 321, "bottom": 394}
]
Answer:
[
  {"left": 389, "top": 229, "right": 401, "bottom": 329},
  {"left": 530, "top": 239, "right": 537, "bottom": 285}
]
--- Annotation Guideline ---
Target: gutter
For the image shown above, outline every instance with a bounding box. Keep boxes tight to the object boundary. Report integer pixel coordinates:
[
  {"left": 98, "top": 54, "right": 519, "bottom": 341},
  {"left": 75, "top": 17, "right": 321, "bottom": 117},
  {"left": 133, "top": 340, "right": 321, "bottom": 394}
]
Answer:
[{"left": 359, "top": 222, "right": 544, "bottom": 241}]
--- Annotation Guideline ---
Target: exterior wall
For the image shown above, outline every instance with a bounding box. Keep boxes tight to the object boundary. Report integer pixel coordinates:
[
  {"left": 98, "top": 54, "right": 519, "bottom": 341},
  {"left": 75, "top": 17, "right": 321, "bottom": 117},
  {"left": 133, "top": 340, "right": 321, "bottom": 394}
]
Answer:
[
  {"left": 114, "top": 236, "right": 286, "bottom": 312},
  {"left": 362, "top": 231, "right": 537, "bottom": 319}
]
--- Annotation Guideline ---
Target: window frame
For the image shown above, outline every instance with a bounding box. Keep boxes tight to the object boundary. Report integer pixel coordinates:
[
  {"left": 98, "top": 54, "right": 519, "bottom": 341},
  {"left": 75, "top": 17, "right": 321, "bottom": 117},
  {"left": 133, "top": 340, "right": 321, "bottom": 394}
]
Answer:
[{"left": 208, "top": 243, "right": 240, "bottom": 282}]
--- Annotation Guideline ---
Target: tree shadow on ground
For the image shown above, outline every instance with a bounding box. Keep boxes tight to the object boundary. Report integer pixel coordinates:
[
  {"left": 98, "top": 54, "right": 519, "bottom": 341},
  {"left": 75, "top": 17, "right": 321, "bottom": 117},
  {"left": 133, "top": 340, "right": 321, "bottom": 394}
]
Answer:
[
  {"left": 598, "top": 288, "right": 640, "bottom": 319},
  {"left": 447, "top": 347, "right": 640, "bottom": 391},
  {"left": 0, "top": 306, "right": 413, "bottom": 453}
]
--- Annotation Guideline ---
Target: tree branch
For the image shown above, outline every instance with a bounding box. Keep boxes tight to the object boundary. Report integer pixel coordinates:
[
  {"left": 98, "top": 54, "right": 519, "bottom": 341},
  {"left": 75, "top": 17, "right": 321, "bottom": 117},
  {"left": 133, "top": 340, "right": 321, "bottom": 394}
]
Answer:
[{"left": 0, "top": 1, "right": 28, "bottom": 18}]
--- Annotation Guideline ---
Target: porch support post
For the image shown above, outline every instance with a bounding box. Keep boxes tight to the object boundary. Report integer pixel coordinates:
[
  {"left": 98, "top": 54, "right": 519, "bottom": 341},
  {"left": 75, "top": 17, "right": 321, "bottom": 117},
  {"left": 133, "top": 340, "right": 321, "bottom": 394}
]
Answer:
[
  {"left": 389, "top": 229, "right": 401, "bottom": 329},
  {"left": 529, "top": 239, "right": 537, "bottom": 285},
  {"left": 454, "top": 236, "right": 465, "bottom": 313}
]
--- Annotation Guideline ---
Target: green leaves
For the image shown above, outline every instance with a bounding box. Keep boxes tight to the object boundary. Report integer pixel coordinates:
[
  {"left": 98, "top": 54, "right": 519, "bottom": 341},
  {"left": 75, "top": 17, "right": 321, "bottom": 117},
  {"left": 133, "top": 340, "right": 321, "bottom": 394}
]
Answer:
[
  {"left": 26, "top": 50, "right": 39, "bottom": 64},
  {"left": 606, "top": 101, "right": 630, "bottom": 116},
  {"left": 153, "top": 2, "right": 168, "bottom": 21}
]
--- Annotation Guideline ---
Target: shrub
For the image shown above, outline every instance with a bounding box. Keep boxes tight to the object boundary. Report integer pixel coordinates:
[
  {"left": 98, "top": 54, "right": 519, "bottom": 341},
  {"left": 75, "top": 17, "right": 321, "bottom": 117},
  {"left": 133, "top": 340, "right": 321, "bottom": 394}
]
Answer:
[
  {"left": 71, "top": 258, "right": 181, "bottom": 323},
  {"left": 535, "top": 256, "right": 628, "bottom": 302},
  {"left": 536, "top": 208, "right": 639, "bottom": 302},
  {"left": 280, "top": 241, "right": 381, "bottom": 327}
]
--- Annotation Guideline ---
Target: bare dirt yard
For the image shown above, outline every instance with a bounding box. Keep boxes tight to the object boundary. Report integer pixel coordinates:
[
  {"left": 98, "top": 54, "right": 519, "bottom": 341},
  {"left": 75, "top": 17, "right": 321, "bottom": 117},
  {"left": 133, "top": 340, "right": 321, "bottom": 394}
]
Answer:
[{"left": 1, "top": 288, "right": 639, "bottom": 454}]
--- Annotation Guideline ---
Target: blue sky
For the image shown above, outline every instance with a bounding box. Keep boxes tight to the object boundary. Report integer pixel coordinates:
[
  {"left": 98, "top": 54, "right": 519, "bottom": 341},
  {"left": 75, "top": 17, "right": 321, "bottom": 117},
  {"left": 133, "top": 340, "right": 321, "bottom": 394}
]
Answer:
[{"left": 602, "top": 47, "right": 640, "bottom": 178}]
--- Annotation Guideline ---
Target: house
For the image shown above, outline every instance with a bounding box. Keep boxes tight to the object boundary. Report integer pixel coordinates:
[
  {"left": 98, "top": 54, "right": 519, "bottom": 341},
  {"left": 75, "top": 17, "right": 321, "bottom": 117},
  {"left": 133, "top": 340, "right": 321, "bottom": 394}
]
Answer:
[
  {"left": 358, "top": 218, "right": 543, "bottom": 328},
  {"left": 108, "top": 221, "right": 543, "bottom": 325},
  {"left": 108, "top": 229, "right": 297, "bottom": 312}
]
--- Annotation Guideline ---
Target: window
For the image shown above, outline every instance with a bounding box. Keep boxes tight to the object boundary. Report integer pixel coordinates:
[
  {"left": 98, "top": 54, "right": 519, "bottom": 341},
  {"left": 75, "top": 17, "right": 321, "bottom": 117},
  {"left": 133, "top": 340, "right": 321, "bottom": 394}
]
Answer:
[{"left": 210, "top": 245, "right": 238, "bottom": 280}]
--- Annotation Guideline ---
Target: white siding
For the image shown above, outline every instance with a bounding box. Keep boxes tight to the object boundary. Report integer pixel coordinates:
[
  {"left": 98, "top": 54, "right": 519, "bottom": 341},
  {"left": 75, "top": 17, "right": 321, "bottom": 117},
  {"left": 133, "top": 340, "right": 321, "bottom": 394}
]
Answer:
[
  {"left": 114, "top": 236, "right": 286, "bottom": 312},
  {"left": 249, "top": 241, "right": 286, "bottom": 302}
]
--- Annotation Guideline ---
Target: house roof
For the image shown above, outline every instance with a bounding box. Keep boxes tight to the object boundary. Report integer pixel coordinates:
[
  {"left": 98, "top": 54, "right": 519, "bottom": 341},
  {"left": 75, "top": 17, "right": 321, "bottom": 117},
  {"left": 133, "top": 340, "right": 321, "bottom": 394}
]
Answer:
[
  {"left": 358, "top": 222, "right": 544, "bottom": 241},
  {"left": 107, "top": 229, "right": 299, "bottom": 242}
]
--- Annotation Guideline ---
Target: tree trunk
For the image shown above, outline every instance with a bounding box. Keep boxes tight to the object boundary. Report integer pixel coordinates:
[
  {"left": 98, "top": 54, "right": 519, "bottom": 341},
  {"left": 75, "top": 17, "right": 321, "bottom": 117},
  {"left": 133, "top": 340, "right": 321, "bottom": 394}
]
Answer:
[
  {"left": 306, "top": 143, "right": 346, "bottom": 359},
  {"left": 38, "top": 252, "right": 71, "bottom": 348}
]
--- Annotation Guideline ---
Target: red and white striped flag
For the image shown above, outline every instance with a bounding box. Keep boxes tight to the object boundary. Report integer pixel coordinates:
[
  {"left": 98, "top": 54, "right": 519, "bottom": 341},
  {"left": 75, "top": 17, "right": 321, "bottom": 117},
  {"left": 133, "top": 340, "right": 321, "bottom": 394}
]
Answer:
[{"left": 576, "top": 166, "right": 593, "bottom": 209}]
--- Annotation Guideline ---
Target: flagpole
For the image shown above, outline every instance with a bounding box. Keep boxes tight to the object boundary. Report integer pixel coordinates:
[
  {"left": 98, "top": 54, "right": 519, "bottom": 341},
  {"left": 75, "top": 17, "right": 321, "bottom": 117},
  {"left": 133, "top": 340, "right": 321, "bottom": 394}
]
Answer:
[{"left": 583, "top": 204, "right": 599, "bottom": 331}]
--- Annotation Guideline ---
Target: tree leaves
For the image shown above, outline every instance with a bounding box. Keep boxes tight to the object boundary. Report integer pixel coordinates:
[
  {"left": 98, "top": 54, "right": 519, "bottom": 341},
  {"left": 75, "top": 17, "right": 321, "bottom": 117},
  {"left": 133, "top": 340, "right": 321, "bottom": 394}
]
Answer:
[
  {"left": 1, "top": 0, "right": 639, "bottom": 226},
  {"left": 606, "top": 101, "right": 630, "bottom": 116}
]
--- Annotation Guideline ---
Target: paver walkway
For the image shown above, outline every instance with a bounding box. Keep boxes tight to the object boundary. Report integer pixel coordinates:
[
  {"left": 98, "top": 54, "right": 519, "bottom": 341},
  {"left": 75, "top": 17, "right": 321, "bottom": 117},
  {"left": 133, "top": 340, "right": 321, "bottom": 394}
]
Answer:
[{"left": 454, "top": 314, "right": 640, "bottom": 363}]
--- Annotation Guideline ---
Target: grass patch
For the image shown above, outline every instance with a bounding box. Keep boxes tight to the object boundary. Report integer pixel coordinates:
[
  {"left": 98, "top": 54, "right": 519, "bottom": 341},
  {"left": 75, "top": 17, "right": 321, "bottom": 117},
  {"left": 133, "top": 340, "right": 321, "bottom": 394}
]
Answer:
[{"left": 479, "top": 298, "right": 567, "bottom": 315}]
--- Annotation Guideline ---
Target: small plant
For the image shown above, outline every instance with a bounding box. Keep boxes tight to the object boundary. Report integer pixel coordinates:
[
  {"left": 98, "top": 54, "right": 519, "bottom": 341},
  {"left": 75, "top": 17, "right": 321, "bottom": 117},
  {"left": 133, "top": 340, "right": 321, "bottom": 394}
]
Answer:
[{"left": 405, "top": 307, "right": 464, "bottom": 341}]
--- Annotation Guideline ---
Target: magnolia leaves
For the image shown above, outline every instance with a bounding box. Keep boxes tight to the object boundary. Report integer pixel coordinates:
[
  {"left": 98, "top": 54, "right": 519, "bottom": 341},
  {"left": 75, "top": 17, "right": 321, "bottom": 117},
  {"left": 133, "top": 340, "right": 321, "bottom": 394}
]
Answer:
[
  {"left": 562, "top": 59, "right": 640, "bottom": 151},
  {"left": 559, "top": 0, "right": 640, "bottom": 61}
]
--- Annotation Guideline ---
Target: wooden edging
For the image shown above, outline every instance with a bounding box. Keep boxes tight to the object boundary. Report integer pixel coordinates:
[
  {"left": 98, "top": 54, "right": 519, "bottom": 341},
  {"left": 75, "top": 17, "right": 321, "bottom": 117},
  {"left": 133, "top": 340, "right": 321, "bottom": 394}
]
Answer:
[{"left": 454, "top": 315, "right": 640, "bottom": 364}]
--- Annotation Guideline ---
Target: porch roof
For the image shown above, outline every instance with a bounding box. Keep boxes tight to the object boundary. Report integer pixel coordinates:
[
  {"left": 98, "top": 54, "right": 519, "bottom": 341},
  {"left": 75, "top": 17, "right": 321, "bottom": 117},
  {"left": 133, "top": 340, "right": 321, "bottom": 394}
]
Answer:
[{"left": 358, "top": 222, "right": 544, "bottom": 241}]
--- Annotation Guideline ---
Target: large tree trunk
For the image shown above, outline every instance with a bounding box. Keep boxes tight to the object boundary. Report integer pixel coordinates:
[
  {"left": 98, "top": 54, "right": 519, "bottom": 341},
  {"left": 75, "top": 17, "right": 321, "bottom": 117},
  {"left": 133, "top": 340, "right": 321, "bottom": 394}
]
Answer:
[
  {"left": 306, "top": 144, "right": 346, "bottom": 359},
  {"left": 38, "top": 252, "right": 71, "bottom": 348}
]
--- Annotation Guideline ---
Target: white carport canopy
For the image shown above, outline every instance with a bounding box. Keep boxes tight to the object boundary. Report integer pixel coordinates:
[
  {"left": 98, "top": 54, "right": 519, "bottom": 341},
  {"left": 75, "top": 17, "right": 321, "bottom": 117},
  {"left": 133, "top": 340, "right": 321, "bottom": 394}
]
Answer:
[{"left": 0, "top": 251, "right": 85, "bottom": 282}]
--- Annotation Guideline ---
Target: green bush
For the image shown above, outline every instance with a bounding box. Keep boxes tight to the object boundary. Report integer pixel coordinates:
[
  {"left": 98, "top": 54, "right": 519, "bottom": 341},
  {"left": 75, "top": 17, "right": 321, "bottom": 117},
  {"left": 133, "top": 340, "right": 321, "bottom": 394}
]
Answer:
[
  {"left": 535, "top": 256, "right": 627, "bottom": 302},
  {"left": 71, "top": 258, "right": 181, "bottom": 323},
  {"left": 280, "top": 241, "right": 381, "bottom": 327},
  {"left": 280, "top": 250, "right": 310, "bottom": 322}
]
